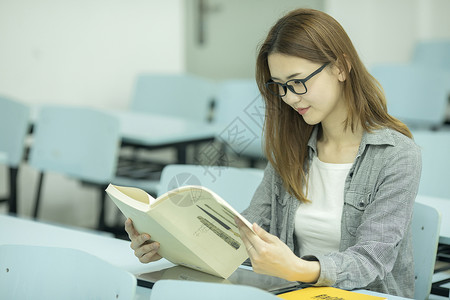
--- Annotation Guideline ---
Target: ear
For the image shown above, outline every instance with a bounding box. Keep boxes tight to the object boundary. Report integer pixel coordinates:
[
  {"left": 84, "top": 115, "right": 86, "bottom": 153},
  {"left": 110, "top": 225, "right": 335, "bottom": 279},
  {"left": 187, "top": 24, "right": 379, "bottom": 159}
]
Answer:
[{"left": 335, "top": 55, "right": 352, "bottom": 82}]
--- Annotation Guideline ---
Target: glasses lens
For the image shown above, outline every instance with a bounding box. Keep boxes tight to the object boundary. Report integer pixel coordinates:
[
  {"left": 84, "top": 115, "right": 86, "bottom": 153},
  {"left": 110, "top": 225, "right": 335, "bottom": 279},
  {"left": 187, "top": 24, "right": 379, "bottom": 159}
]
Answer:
[
  {"left": 266, "top": 82, "right": 285, "bottom": 96},
  {"left": 288, "top": 80, "right": 306, "bottom": 94}
]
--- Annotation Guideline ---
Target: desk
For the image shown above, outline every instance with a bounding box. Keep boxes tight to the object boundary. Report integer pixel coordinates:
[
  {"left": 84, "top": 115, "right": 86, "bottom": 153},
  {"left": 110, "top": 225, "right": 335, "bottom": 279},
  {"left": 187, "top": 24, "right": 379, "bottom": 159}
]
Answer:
[
  {"left": 416, "top": 195, "right": 450, "bottom": 245},
  {"left": 30, "top": 106, "right": 219, "bottom": 164},
  {"left": 0, "top": 215, "right": 413, "bottom": 300},
  {"left": 112, "top": 111, "right": 219, "bottom": 164},
  {"left": 0, "top": 214, "right": 173, "bottom": 299}
]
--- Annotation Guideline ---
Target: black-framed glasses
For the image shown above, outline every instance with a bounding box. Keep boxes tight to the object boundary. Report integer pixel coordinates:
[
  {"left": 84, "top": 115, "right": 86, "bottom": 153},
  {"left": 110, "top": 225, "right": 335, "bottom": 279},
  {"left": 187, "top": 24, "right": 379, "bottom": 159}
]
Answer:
[{"left": 265, "top": 62, "right": 329, "bottom": 97}]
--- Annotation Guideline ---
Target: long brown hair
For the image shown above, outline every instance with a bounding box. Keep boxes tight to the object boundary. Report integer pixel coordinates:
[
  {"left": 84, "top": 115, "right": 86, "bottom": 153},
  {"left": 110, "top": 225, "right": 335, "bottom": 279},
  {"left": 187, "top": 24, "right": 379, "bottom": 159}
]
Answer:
[{"left": 256, "top": 8, "right": 411, "bottom": 203}]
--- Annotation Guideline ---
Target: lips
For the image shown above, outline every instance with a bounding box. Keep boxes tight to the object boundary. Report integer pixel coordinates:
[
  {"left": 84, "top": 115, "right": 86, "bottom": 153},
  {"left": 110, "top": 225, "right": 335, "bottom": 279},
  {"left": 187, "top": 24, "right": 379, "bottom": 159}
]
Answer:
[{"left": 297, "top": 107, "right": 310, "bottom": 115}]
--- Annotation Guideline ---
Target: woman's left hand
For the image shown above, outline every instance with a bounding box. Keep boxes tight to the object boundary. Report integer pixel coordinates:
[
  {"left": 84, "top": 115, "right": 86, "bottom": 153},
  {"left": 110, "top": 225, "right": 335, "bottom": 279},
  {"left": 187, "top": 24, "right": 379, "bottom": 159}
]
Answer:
[{"left": 235, "top": 218, "right": 320, "bottom": 283}]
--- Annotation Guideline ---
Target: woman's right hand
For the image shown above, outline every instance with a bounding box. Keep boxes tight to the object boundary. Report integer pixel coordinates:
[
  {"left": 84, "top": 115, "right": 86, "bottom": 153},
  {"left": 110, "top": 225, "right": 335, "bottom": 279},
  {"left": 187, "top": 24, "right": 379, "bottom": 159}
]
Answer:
[{"left": 125, "top": 218, "right": 162, "bottom": 263}]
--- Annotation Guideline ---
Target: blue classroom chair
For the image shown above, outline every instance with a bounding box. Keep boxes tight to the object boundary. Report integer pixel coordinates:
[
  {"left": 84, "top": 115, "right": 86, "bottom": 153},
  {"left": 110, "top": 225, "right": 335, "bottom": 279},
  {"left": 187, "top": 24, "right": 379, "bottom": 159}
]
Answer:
[
  {"left": 0, "top": 245, "right": 136, "bottom": 300},
  {"left": 0, "top": 95, "right": 30, "bottom": 214},
  {"left": 158, "top": 164, "right": 264, "bottom": 213},
  {"left": 213, "top": 79, "right": 266, "bottom": 167},
  {"left": 412, "top": 39, "right": 450, "bottom": 70},
  {"left": 130, "top": 73, "right": 216, "bottom": 122},
  {"left": 28, "top": 105, "right": 121, "bottom": 230},
  {"left": 411, "top": 200, "right": 442, "bottom": 300},
  {"left": 412, "top": 130, "right": 450, "bottom": 199},
  {"left": 370, "top": 64, "right": 450, "bottom": 130}
]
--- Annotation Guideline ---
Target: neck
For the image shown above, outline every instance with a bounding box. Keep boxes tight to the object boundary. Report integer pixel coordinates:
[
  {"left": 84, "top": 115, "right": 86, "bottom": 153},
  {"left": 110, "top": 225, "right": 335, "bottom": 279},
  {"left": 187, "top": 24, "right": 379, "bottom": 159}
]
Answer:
[{"left": 319, "top": 119, "right": 363, "bottom": 148}]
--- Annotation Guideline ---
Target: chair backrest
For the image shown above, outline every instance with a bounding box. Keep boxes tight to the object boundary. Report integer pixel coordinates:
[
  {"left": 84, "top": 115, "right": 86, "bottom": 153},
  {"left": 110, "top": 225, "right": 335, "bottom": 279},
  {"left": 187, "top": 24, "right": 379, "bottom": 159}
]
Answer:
[
  {"left": 150, "top": 279, "right": 279, "bottom": 300},
  {"left": 213, "top": 79, "right": 265, "bottom": 158},
  {"left": 158, "top": 164, "right": 264, "bottom": 213},
  {"left": 412, "top": 39, "right": 450, "bottom": 70},
  {"left": 411, "top": 200, "right": 441, "bottom": 300},
  {"left": 370, "top": 64, "right": 450, "bottom": 129},
  {"left": 0, "top": 244, "right": 136, "bottom": 300},
  {"left": 29, "top": 105, "right": 121, "bottom": 184},
  {"left": 412, "top": 130, "right": 450, "bottom": 199},
  {"left": 0, "top": 95, "right": 30, "bottom": 167},
  {"left": 130, "top": 73, "right": 215, "bottom": 122}
]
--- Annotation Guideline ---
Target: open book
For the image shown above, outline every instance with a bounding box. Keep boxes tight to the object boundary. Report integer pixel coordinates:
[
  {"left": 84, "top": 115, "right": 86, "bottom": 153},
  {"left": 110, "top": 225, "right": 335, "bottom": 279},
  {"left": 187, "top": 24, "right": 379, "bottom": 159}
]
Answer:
[
  {"left": 106, "top": 184, "right": 254, "bottom": 279},
  {"left": 277, "top": 286, "right": 387, "bottom": 300}
]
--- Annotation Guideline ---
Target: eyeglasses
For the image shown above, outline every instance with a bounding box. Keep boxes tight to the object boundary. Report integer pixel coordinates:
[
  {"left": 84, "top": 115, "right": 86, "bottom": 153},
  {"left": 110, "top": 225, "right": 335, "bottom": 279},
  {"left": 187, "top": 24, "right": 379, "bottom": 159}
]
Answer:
[{"left": 265, "top": 62, "right": 329, "bottom": 97}]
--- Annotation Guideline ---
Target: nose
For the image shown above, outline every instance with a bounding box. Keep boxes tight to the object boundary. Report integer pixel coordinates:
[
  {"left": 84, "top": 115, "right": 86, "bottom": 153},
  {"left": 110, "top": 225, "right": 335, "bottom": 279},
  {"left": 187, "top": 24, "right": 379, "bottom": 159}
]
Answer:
[{"left": 281, "top": 88, "right": 301, "bottom": 108}]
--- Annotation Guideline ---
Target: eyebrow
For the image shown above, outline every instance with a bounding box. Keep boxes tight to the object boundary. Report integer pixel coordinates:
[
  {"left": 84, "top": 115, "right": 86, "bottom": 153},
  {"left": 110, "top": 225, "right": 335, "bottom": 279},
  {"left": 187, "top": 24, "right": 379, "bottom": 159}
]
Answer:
[{"left": 271, "top": 72, "right": 303, "bottom": 81}]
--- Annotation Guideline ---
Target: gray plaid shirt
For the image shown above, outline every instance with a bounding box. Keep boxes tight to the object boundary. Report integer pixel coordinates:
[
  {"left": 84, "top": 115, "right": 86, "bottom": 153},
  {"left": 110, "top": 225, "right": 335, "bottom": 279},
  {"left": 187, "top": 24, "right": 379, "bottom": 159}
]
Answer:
[{"left": 242, "top": 126, "right": 421, "bottom": 298}]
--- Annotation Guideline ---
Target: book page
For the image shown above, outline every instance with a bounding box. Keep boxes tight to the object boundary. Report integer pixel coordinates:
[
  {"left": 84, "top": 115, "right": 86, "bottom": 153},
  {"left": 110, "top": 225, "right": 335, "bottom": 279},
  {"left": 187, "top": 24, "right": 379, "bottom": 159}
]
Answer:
[
  {"left": 154, "top": 185, "right": 254, "bottom": 230},
  {"left": 107, "top": 185, "right": 154, "bottom": 212},
  {"left": 150, "top": 185, "right": 251, "bottom": 278}
]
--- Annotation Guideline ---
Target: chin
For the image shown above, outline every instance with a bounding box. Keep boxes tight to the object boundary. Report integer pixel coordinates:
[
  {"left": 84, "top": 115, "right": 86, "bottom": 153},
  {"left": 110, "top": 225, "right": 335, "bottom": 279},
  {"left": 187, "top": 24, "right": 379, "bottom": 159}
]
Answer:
[{"left": 302, "top": 116, "right": 321, "bottom": 126}]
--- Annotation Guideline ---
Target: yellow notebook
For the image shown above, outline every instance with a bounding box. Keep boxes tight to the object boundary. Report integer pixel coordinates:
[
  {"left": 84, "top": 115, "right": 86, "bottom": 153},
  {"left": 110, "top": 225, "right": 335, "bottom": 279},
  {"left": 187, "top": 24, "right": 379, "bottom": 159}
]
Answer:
[{"left": 277, "top": 286, "right": 387, "bottom": 300}]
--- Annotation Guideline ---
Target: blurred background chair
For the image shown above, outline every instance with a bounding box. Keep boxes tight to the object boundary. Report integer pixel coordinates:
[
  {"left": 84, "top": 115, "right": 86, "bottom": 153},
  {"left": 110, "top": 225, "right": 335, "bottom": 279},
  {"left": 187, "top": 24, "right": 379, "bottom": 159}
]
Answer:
[
  {"left": 0, "top": 244, "right": 136, "bottom": 300},
  {"left": 370, "top": 64, "right": 450, "bottom": 130},
  {"left": 158, "top": 164, "right": 264, "bottom": 213},
  {"left": 28, "top": 105, "right": 121, "bottom": 231},
  {"left": 150, "top": 279, "right": 279, "bottom": 300},
  {"left": 213, "top": 79, "right": 266, "bottom": 167},
  {"left": 122, "top": 73, "right": 217, "bottom": 179},
  {"left": 411, "top": 201, "right": 441, "bottom": 300},
  {"left": 412, "top": 130, "right": 450, "bottom": 297},
  {"left": 130, "top": 73, "right": 216, "bottom": 122},
  {"left": 412, "top": 130, "right": 450, "bottom": 199},
  {"left": 412, "top": 39, "right": 450, "bottom": 70},
  {"left": 0, "top": 95, "right": 30, "bottom": 214}
]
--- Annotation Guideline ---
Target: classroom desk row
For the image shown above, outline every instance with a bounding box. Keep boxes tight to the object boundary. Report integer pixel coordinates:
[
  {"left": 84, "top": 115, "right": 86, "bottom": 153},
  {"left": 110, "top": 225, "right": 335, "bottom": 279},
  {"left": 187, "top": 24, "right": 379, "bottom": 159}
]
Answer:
[
  {"left": 4, "top": 109, "right": 222, "bottom": 215},
  {"left": 111, "top": 110, "right": 221, "bottom": 164},
  {"left": 0, "top": 214, "right": 413, "bottom": 300}
]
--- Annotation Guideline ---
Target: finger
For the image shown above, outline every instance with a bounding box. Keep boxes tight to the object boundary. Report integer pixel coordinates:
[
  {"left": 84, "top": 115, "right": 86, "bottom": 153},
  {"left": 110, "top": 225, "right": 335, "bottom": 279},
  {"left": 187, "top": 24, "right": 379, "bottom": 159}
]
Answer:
[
  {"left": 140, "top": 252, "right": 162, "bottom": 264},
  {"left": 237, "top": 222, "right": 266, "bottom": 251},
  {"left": 235, "top": 219, "right": 256, "bottom": 253},
  {"left": 253, "top": 223, "right": 277, "bottom": 243},
  {"left": 124, "top": 218, "right": 139, "bottom": 239},
  {"left": 134, "top": 241, "right": 160, "bottom": 260},
  {"left": 130, "top": 233, "right": 151, "bottom": 250},
  {"left": 235, "top": 217, "right": 256, "bottom": 237}
]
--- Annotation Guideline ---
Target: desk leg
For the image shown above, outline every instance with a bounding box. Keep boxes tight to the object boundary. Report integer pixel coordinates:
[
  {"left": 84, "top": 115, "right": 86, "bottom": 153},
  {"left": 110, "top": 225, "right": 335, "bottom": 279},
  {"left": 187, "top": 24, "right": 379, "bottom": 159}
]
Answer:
[
  {"left": 177, "top": 145, "right": 187, "bottom": 164},
  {"left": 98, "top": 187, "right": 108, "bottom": 230},
  {"left": 8, "top": 167, "right": 18, "bottom": 214}
]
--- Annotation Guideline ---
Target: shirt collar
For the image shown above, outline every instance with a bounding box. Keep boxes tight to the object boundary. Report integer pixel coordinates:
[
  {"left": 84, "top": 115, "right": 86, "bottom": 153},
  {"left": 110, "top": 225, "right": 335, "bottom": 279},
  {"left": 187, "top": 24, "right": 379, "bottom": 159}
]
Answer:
[{"left": 307, "top": 125, "right": 396, "bottom": 157}]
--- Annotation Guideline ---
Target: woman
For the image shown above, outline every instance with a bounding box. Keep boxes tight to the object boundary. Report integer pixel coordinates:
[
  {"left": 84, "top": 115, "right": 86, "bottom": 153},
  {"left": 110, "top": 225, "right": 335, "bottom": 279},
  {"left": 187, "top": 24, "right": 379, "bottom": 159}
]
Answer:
[{"left": 125, "top": 8, "right": 421, "bottom": 297}]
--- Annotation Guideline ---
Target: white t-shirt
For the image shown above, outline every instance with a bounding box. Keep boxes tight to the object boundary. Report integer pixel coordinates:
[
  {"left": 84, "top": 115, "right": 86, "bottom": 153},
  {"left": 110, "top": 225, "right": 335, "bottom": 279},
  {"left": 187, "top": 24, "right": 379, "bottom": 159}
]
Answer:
[{"left": 294, "top": 156, "right": 352, "bottom": 257}]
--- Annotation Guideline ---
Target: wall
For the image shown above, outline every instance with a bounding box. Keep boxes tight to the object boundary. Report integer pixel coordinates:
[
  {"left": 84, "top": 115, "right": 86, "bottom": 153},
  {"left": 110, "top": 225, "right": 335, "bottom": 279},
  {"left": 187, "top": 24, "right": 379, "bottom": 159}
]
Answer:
[
  {"left": 324, "top": 0, "right": 450, "bottom": 68},
  {"left": 0, "top": 0, "right": 185, "bottom": 109},
  {"left": 185, "top": 0, "right": 324, "bottom": 80},
  {"left": 2, "top": 0, "right": 449, "bottom": 108}
]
